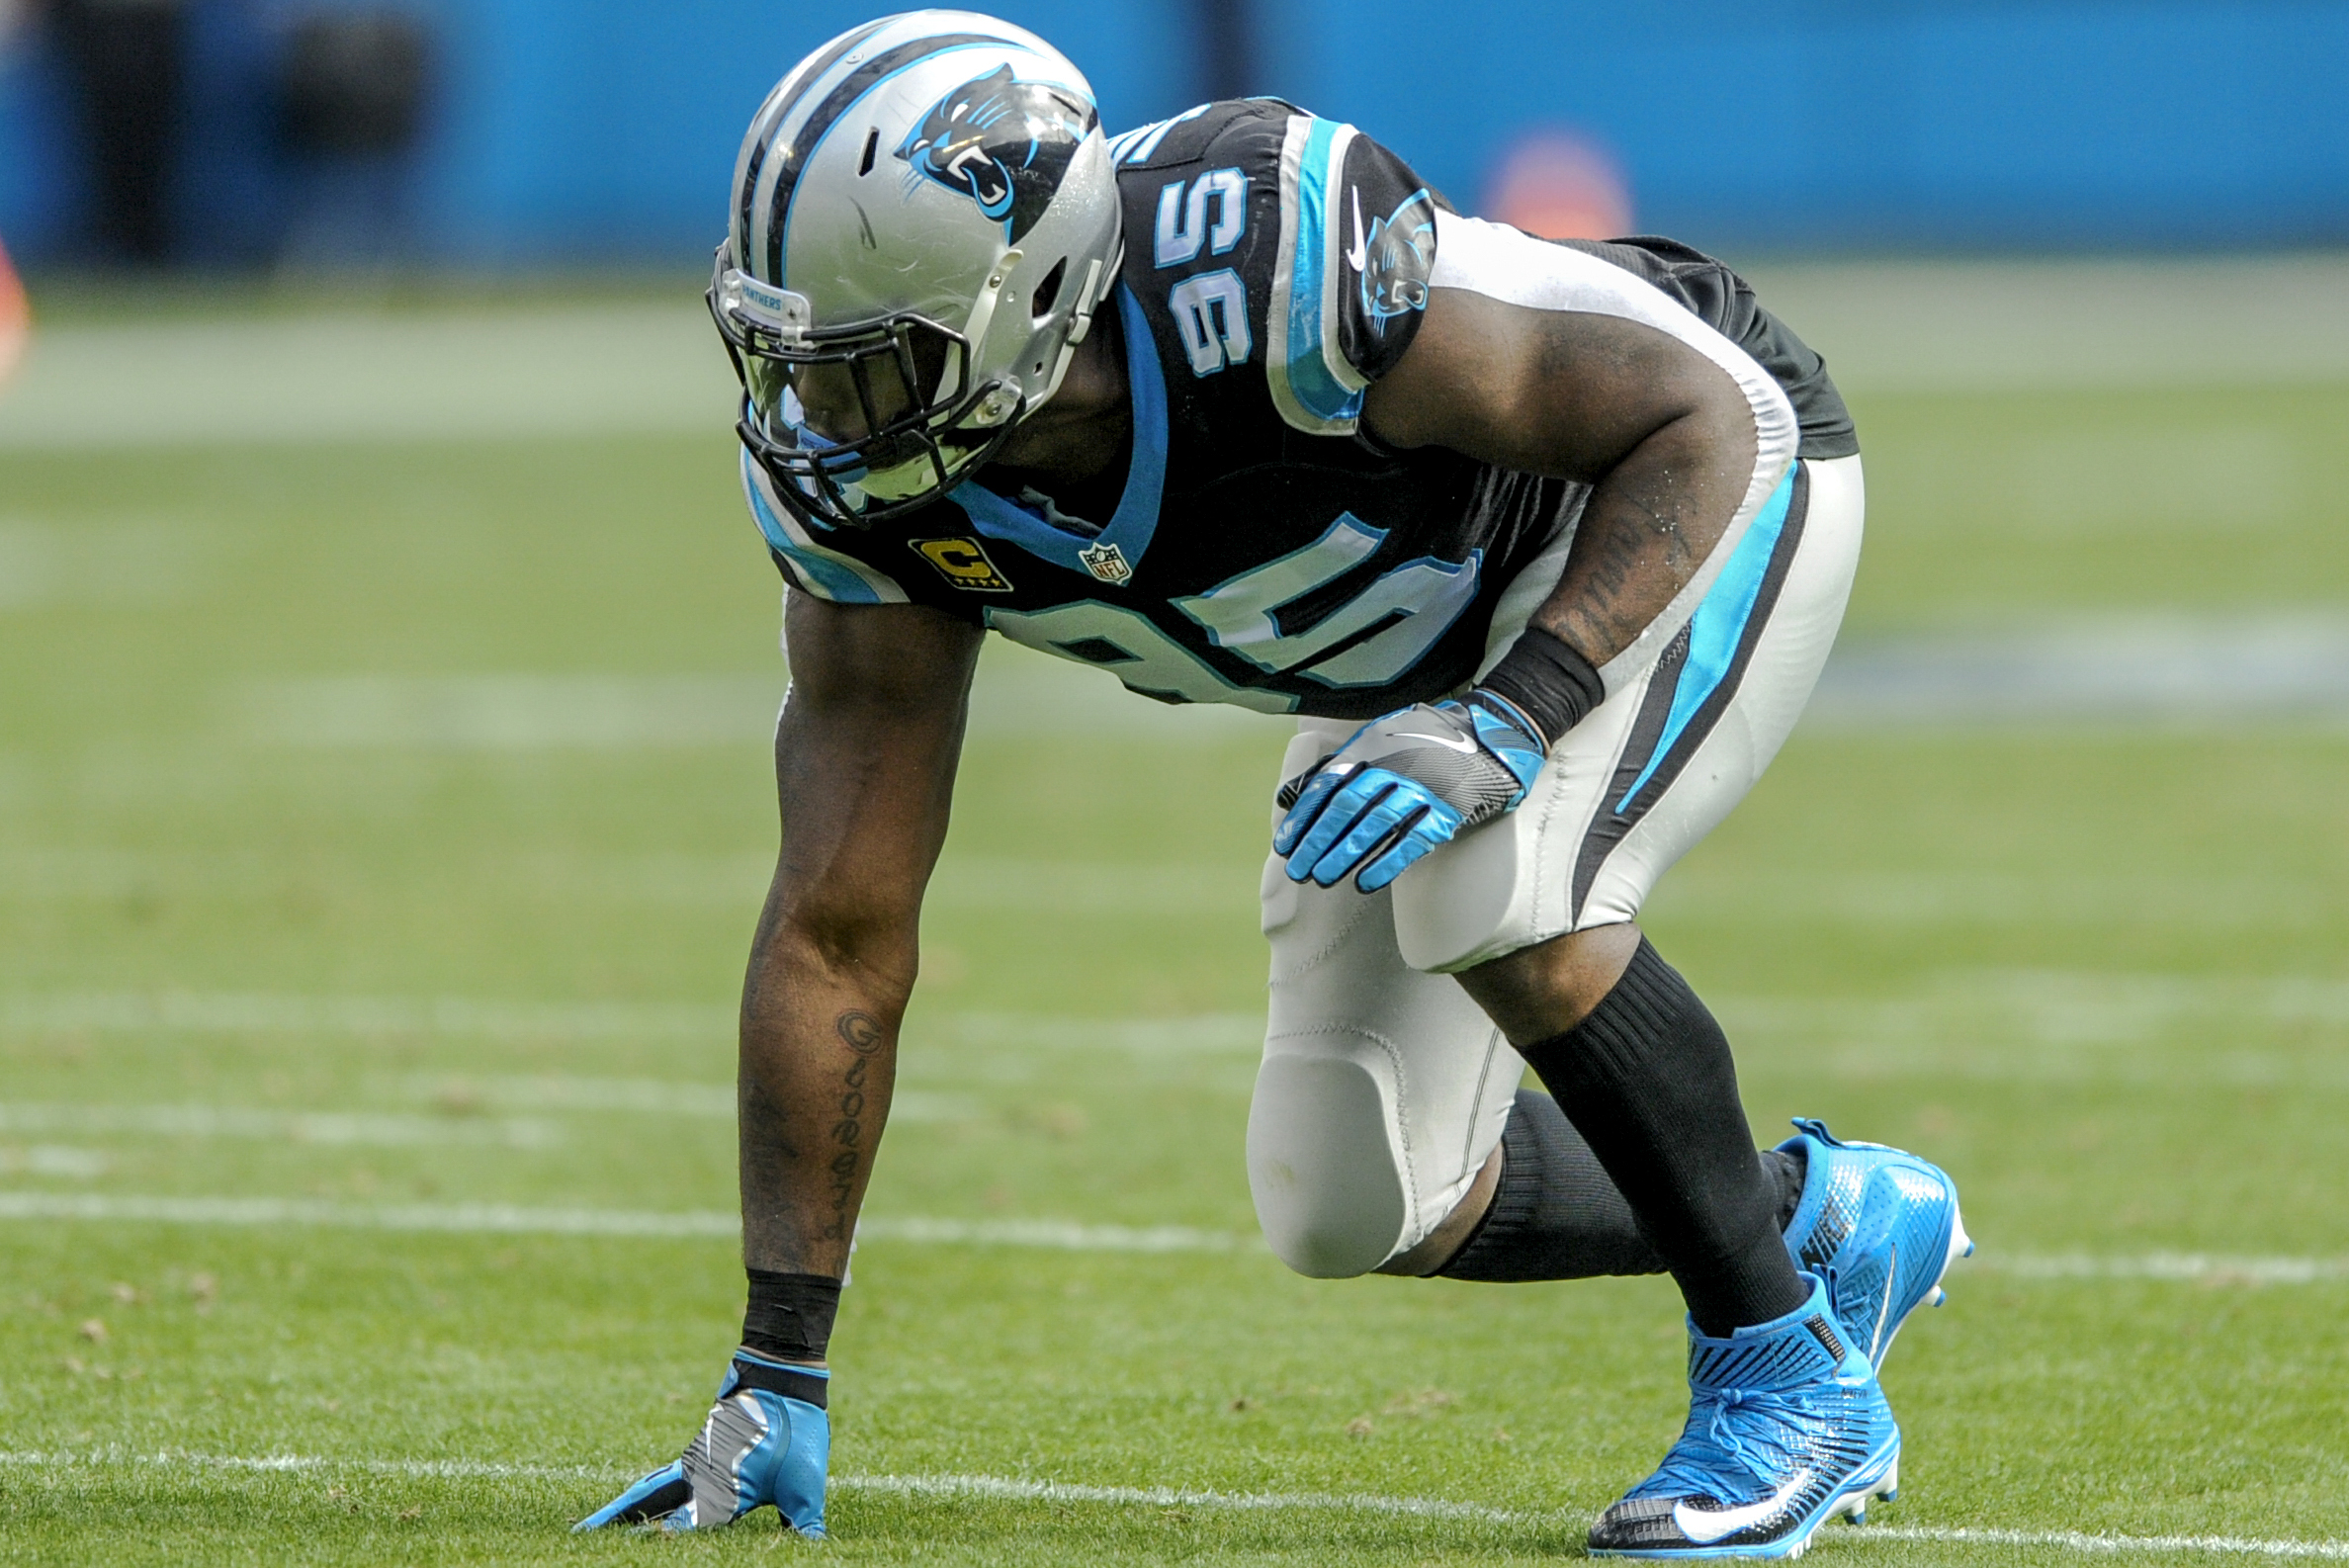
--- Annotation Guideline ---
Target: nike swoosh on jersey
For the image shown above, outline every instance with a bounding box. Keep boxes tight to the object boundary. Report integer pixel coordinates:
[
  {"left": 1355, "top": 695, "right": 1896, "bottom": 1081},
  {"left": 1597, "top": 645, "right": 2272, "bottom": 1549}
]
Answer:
[
  {"left": 1345, "top": 186, "right": 1367, "bottom": 274},
  {"left": 1671, "top": 1472, "right": 1811, "bottom": 1545}
]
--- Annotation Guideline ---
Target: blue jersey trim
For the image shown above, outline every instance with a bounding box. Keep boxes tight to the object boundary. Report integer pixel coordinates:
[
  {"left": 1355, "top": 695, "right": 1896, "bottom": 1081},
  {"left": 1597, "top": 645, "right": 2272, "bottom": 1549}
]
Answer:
[
  {"left": 1612, "top": 468, "right": 1798, "bottom": 812},
  {"left": 1279, "top": 117, "right": 1363, "bottom": 429},
  {"left": 947, "top": 284, "right": 1170, "bottom": 577},
  {"left": 742, "top": 455, "right": 886, "bottom": 604}
]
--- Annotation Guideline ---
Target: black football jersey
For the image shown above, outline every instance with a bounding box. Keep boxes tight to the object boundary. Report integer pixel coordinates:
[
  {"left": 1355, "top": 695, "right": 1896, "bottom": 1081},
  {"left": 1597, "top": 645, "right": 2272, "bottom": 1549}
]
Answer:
[{"left": 742, "top": 99, "right": 1854, "bottom": 721}]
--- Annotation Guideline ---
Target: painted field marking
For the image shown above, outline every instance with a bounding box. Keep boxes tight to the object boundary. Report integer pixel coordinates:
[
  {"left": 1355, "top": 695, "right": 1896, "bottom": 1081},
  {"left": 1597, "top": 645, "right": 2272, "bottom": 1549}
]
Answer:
[
  {"left": 0, "top": 991, "right": 1259, "bottom": 1055},
  {"left": 394, "top": 1076, "right": 972, "bottom": 1124},
  {"left": 0, "top": 1193, "right": 2342, "bottom": 1284},
  {"left": 2, "top": 1451, "right": 2345, "bottom": 1557},
  {"left": 0, "top": 1090, "right": 963, "bottom": 1154},
  {"left": 0, "top": 1192, "right": 740, "bottom": 1237},
  {"left": 222, "top": 621, "right": 2349, "bottom": 750},
  {"left": 1808, "top": 615, "right": 2349, "bottom": 728},
  {"left": 856, "top": 1216, "right": 1249, "bottom": 1253},
  {"left": 0, "top": 1102, "right": 560, "bottom": 1149},
  {"left": 0, "top": 305, "right": 731, "bottom": 450},
  {"left": 0, "top": 1145, "right": 110, "bottom": 1178},
  {"left": 834, "top": 1470, "right": 1510, "bottom": 1521},
  {"left": 1986, "top": 1254, "right": 2349, "bottom": 1285},
  {"left": 230, "top": 642, "right": 1275, "bottom": 751},
  {"left": 0, "top": 1448, "right": 629, "bottom": 1482},
  {"left": 0, "top": 991, "right": 732, "bottom": 1041},
  {"left": 0, "top": 1195, "right": 1248, "bottom": 1252},
  {"left": 1860, "top": 1524, "right": 2349, "bottom": 1559}
]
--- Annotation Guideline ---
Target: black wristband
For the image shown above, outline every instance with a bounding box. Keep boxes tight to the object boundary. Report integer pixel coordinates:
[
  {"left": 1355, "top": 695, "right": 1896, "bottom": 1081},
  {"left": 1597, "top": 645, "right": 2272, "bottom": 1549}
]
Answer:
[
  {"left": 1479, "top": 627, "right": 1606, "bottom": 748},
  {"left": 729, "top": 1351, "right": 831, "bottom": 1409},
  {"left": 742, "top": 1268, "right": 842, "bottom": 1363}
]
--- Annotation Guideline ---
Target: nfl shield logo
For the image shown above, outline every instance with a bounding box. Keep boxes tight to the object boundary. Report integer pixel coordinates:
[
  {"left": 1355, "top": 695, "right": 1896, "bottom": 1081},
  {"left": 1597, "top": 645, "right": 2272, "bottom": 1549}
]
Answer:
[{"left": 1078, "top": 541, "right": 1132, "bottom": 585}]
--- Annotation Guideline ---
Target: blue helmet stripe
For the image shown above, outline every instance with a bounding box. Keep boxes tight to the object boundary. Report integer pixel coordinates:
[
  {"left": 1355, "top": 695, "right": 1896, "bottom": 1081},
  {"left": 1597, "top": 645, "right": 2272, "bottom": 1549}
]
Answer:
[
  {"left": 735, "top": 17, "right": 897, "bottom": 270},
  {"left": 755, "top": 32, "right": 1003, "bottom": 286}
]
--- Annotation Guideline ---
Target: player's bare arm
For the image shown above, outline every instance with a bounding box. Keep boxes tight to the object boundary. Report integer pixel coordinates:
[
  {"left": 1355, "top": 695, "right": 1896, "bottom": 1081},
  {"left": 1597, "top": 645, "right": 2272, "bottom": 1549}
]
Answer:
[
  {"left": 1364, "top": 290, "right": 1761, "bottom": 667},
  {"left": 1358, "top": 297, "right": 1762, "bottom": 1038},
  {"left": 577, "top": 594, "right": 975, "bottom": 1533},
  {"left": 740, "top": 593, "right": 982, "bottom": 1284}
]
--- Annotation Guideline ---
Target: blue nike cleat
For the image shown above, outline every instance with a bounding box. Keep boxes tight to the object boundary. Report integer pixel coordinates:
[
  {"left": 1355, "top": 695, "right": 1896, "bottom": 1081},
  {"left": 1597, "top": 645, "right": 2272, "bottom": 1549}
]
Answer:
[
  {"left": 1779, "top": 1119, "right": 1971, "bottom": 1369},
  {"left": 574, "top": 1350, "right": 830, "bottom": 1534},
  {"left": 1587, "top": 1273, "right": 1901, "bottom": 1559}
]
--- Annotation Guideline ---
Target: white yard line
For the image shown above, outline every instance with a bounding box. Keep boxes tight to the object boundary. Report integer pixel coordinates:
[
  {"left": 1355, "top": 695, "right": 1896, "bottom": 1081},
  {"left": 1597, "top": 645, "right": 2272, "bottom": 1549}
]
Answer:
[
  {"left": 216, "top": 618, "right": 2349, "bottom": 754},
  {"left": 0, "top": 1193, "right": 2341, "bottom": 1283},
  {"left": 833, "top": 1470, "right": 1509, "bottom": 1521},
  {"left": 0, "top": 1102, "right": 561, "bottom": 1149},
  {"left": 392, "top": 1076, "right": 972, "bottom": 1123},
  {"left": 1741, "top": 254, "right": 2349, "bottom": 396},
  {"left": 0, "top": 988, "right": 1261, "bottom": 1058},
  {"left": 0, "top": 306, "right": 732, "bottom": 450},
  {"left": 0, "top": 1448, "right": 629, "bottom": 1482},
  {"left": 1808, "top": 616, "right": 2349, "bottom": 729},
  {"left": 1986, "top": 1254, "right": 2349, "bottom": 1285},
  {"left": 0, "top": 1089, "right": 962, "bottom": 1147},
  {"left": 856, "top": 1216, "right": 1250, "bottom": 1253},
  {"left": 0, "top": 1450, "right": 2343, "bottom": 1556},
  {"left": 228, "top": 642, "right": 1278, "bottom": 749},
  {"left": 0, "top": 990, "right": 732, "bottom": 1041},
  {"left": 9, "top": 261, "right": 2349, "bottom": 455},
  {"left": 1860, "top": 1524, "right": 2349, "bottom": 1559},
  {"left": 0, "top": 1194, "right": 1246, "bottom": 1251},
  {"left": 0, "top": 1192, "right": 740, "bottom": 1237}
]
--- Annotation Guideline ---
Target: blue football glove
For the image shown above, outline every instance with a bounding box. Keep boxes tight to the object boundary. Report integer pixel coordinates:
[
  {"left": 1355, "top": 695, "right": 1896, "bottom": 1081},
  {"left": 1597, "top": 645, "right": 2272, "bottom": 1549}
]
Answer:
[
  {"left": 1274, "top": 693, "right": 1548, "bottom": 893},
  {"left": 575, "top": 1350, "right": 830, "bottom": 1535}
]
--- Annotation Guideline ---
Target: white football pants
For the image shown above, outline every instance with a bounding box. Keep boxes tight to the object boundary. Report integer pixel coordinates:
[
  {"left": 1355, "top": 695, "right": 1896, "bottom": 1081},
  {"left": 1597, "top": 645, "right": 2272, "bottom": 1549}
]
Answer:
[{"left": 1247, "top": 454, "right": 1865, "bottom": 1277}]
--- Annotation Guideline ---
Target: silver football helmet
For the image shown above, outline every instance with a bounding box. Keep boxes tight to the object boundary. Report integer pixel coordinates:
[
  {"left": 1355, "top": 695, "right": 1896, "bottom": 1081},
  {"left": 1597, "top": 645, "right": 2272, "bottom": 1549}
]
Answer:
[{"left": 710, "top": 11, "right": 1125, "bottom": 529}]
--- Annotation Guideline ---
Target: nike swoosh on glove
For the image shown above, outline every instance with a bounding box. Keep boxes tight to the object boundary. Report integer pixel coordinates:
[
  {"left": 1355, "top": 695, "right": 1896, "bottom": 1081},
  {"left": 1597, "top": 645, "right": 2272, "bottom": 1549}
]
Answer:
[
  {"left": 574, "top": 1350, "right": 830, "bottom": 1535},
  {"left": 1273, "top": 693, "right": 1548, "bottom": 893}
]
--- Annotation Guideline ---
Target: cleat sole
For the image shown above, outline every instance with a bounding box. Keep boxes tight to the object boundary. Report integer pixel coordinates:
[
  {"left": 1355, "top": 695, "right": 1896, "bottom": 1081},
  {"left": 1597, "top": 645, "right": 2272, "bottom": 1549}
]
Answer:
[{"left": 1588, "top": 1450, "right": 1899, "bottom": 1559}]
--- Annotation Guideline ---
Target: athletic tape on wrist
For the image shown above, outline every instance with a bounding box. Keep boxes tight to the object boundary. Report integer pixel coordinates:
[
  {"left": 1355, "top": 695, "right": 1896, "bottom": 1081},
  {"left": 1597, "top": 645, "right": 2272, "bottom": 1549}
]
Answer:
[
  {"left": 742, "top": 1268, "right": 842, "bottom": 1363},
  {"left": 1478, "top": 627, "right": 1606, "bottom": 748}
]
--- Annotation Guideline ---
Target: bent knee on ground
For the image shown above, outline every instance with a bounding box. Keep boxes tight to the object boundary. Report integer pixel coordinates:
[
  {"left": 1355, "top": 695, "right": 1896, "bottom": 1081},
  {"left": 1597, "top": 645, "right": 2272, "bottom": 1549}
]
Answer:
[{"left": 1246, "top": 1053, "right": 1413, "bottom": 1278}]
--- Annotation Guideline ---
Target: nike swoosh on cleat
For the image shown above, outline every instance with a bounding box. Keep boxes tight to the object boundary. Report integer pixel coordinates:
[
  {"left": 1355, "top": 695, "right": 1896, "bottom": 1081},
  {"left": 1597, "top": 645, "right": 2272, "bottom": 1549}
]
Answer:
[
  {"left": 1671, "top": 1472, "right": 1811, "bottom": 1545},
  {"left": 1870, "top": 1242, "right": 1898, "bottom": 1362},
  {"left": 1346, "top": 187, "right": 1367, "bottom": 274}
]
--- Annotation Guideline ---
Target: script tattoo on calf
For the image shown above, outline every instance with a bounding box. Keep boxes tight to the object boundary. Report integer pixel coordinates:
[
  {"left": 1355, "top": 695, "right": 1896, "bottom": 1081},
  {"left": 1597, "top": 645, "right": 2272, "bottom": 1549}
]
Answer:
[{"left": 823, "top": 1010, "right": 886, "bottom": 1240}]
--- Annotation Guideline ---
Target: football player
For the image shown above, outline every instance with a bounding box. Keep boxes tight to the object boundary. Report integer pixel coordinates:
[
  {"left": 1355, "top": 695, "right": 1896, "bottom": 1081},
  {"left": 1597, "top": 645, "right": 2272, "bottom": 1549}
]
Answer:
[{"left": 579, "top": 12, "right": 1970, "bottom": 1557}]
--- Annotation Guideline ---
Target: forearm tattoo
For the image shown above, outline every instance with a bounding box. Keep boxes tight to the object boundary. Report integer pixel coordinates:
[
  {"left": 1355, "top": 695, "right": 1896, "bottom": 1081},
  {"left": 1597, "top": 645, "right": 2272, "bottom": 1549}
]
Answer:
[{"left": 1545, "top": 465, "right": 1716, "bottom": 664}]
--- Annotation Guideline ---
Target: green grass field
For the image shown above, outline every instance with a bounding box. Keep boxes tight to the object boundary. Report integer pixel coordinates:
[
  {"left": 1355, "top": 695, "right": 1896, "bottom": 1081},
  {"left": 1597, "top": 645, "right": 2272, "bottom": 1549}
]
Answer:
[{"left": 4, "top": 305, "right": 2348, "bottom": 1564}]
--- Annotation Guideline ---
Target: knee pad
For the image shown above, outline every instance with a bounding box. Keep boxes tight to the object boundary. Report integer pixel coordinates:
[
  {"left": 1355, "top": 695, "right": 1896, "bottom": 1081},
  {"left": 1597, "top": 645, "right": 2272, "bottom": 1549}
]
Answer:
[{"left": 1246, "top": 1053, "right": 1408, "bottom": 1278}]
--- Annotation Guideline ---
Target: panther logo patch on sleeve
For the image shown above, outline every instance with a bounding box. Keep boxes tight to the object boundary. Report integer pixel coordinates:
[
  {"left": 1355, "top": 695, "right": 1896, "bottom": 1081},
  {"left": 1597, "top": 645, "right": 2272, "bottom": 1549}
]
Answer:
[
  {"left": 897, "top": 66, "right": 1098, "bottom": 243},
  {"left": 1348, "top": 185, "right": 1436, "bottom": 331}
]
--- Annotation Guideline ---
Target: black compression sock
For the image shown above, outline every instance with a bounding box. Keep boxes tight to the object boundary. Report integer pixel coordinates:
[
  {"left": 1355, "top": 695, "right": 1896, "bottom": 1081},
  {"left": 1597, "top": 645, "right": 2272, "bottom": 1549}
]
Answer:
[
  {"left": 742, "top": 1269, "right": 841, "bottom": 1363},
  {"left": 1518, "top": 938, "right": 1808, "bottom": 1337},
  {"left": 1439, "top": 1089, "right": 1664, "bottom": 1281},
  {"left": 1436, "top": 1090, "right": 1807, "bottom": 1283}
]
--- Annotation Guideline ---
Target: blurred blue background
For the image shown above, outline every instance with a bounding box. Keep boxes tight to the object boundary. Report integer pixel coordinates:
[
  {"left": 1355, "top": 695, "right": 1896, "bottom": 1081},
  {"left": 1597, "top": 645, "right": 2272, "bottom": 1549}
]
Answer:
[{"left": 0, "top": 0, "right": 2345, "bottom": 268}]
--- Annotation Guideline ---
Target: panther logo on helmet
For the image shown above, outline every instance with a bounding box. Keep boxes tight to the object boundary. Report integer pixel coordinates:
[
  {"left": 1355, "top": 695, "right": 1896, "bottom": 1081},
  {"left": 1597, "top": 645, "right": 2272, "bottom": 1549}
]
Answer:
[{"left": 896, "top": 65, "right": 1097, "bottom": 242}]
